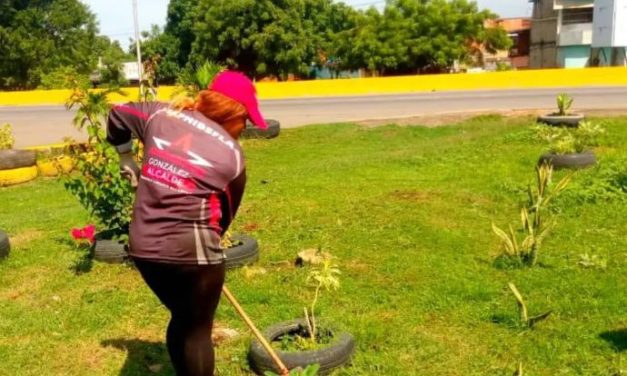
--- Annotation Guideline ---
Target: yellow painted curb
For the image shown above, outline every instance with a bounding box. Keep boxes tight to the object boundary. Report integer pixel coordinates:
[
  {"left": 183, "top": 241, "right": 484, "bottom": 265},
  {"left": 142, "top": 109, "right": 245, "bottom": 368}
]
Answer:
[
  {"left": 1, "top": 67, "right": 626, "bottom": 106},
  {"left": 37, "top": 156, "right": 75, "bottom": 177},
  {"left": 0, "top": 166, "right": 38, "bottom": 187}
]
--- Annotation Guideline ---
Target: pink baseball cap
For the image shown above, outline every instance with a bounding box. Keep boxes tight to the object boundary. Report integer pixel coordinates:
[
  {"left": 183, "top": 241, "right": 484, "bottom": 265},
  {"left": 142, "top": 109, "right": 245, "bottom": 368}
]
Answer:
[{"left": 209, "top": 71, "right": 268, "bottom": 129}]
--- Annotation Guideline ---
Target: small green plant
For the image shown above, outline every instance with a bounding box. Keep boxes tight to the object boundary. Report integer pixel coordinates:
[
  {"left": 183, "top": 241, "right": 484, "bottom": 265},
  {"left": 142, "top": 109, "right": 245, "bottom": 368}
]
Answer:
[
  {"left": 556, "top": 93, "right": 574, "bottom": 116},
  {"left": 0, "top": 123, "right": 14, "bottom": 150},
  {"left": 264, "top": 364, "right": 320, "bottom": 376},
  {"left": 508, "top": 283, "right": 552, "bottom": 328},
  {"left": 534, "top": 120, "right": 606, "bottom": 154},
  {"left": 492, "top": 163, "right": 572, "bottom": 267},
  {"left": 63, "top": 84, "right": 135, "bottom": 238},
  {"left": 139, "top": 56, "right": 159, "bottom": 103},
  {"left": 303, "top": 253, "right": 341, "bottom": 347}
]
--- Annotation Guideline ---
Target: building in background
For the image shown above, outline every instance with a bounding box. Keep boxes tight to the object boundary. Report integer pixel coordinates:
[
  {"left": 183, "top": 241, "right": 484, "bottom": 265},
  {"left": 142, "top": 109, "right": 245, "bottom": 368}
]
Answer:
[
  {"left": 530, "top": 0, "right": 627, "bottom": 68},
  {"left": 484, "top": 18, "right": 531, "bottom": 70}
]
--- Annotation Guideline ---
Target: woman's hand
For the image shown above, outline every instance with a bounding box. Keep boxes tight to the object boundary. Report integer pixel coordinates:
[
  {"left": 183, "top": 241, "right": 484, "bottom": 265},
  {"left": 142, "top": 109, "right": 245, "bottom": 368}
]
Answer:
[{"left": 119, "top": 152, "right": 139, "bottom": 188}]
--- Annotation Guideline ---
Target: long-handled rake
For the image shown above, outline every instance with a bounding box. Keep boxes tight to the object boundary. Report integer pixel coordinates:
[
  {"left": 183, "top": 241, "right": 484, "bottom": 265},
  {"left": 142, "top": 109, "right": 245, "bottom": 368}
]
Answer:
[{"left": 222, "top": 285, "right": 290, "bottom": 376}]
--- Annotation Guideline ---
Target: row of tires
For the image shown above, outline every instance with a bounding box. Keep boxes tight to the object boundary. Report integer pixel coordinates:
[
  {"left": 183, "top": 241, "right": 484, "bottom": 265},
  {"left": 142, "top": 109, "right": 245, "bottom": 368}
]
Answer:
[
  {"left": 0, "top": 149, "right": 74, "bottom": 187},
  {"left": 93, "top": 234, "right": 260, "bottom": 270},
  {"left": 0, "top": 120, "right": 280, "bottom": 187}
]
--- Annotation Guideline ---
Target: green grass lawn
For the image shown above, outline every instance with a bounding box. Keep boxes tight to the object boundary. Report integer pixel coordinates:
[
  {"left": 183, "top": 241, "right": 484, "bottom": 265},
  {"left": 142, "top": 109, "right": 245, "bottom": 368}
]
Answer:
[{"left": 0, "top": 115, "right": 625, "bottom": 376}]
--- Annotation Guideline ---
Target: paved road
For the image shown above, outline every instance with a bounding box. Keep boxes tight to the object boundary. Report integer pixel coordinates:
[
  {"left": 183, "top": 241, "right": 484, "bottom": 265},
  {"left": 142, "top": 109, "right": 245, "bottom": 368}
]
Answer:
[{"left": 2, "top": 86, "right": 627, "bottom": 148}]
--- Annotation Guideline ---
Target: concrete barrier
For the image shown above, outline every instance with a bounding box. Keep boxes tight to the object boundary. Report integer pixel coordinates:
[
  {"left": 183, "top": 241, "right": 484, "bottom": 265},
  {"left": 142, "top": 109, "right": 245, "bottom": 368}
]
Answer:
[{"left": 1, "top": 67, "right": 626, "bottom": 106}]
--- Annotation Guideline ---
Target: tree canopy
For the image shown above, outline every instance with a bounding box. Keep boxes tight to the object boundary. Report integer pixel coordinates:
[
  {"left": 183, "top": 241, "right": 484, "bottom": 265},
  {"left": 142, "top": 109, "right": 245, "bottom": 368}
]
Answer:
[
  {"left": 0, "top": 0, "right": 101, "bottom": 89},
  {"left": 0, "top": 0, "right": 514, "bottom": 89}
]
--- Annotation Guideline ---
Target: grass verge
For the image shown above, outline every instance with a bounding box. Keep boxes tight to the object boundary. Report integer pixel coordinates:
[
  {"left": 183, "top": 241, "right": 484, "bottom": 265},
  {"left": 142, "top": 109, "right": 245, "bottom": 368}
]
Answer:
[{"left": 0, "top": 115, "right": 625, "bottom": 375}]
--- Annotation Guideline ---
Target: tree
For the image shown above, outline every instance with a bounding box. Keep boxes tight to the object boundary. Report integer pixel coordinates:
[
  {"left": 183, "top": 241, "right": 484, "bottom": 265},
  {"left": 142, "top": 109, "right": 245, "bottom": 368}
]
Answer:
[
  {"left": 95, "top": 36, "right": 129, "bottom": 87},
  {"left": 191, "top": 0, "right": 332, "bottom": 80},
  {"left": 165, "top": 0, "right": 197, "bottom": 68},
  {"left": 0, "top": 0, "right": 99, "bottom": 90},
  {"left": 129, "top": 25, "right": 181, "bottom": 85},
  {"left": 333, "top": 0, "right": 511, "bottom": 75}
]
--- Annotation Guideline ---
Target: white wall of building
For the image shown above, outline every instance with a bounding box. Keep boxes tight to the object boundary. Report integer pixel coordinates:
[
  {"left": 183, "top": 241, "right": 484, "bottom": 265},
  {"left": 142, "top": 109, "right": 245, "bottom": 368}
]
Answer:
[{"left": 593, "top": 0, "right": 627, "bottom": 47}]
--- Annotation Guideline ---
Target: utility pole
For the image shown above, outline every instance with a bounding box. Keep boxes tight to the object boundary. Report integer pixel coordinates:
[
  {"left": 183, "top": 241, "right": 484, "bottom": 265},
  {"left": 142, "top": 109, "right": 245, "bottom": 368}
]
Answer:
[{"left": 132, "top": 0, "right": 143, "bottom": 87}]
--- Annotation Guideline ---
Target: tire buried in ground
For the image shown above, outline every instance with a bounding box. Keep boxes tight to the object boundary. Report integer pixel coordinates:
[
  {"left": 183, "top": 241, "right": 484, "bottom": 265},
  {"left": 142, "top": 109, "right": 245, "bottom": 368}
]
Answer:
[
  {"left": 93, "top": 239, "right": 128, "bottom": 264},
  {"left": 537, "top": 114, "right": 584, "bottom": 128},
  {"left": 0, "top": 230, "right": 10, "bottom": 260},
  {"left": 241, "top": 119, "right": 280, "bottom": 139},
  {"left": 225, "top": 234, "right": 259, "bottom": 269},
  {"left": 249, "top": 319, "right": 355, "bottom": 375},
  {"left": 538, "top": 151, "right": 597, "bottom": 170},
  {"left": 0, "top": 149, "right": 37, "bottom": 170}
]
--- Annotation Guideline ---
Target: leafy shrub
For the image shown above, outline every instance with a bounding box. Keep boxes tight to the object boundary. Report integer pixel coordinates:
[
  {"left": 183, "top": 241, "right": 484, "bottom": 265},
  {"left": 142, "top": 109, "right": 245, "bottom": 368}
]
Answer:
[
  {"left": 63, "top": 85, "right": 135, "bottom": 238},
  {"left": 39, "top": 67, "right": 90, "bottom": 90},
  {"left": 557, "top": 157, "right": 627, "bottom": 204},
  {"left": 534, "top": 120, "right": 605, "bottom": 154},
  {"left": 0, "top": 123, "right": 14, "bottom": 150},
  {"left": 496, "top": 61, "right": 512, "bottom": 71}
]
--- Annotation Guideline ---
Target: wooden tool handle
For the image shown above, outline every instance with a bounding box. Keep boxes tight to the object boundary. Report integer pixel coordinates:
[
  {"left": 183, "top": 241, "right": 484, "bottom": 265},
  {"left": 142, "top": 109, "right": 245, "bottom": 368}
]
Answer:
[{"left": 222, "top": 285, "right": 290, "bottom": 376}]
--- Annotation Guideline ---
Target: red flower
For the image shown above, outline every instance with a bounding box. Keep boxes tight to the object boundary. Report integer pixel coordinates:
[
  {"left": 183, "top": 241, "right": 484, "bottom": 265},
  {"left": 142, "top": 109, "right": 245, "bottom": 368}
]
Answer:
[{"left": 71, "top": 224, "right": 96, "bottom": 245}]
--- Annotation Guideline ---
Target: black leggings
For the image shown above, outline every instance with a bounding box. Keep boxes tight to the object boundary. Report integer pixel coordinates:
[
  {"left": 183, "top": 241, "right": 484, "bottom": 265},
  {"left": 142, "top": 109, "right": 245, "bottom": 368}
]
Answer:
[{"left": 134, "top": 259, "right": 225, "bottom": 376}]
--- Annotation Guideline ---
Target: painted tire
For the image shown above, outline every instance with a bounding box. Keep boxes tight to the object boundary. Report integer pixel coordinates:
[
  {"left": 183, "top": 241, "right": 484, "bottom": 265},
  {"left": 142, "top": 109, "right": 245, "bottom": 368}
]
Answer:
[
  {"left": 0, "top": 230, "right": 10, "bottom": 260},
  {"left": 537, "top": 114, "right": 584, "bottom": 128},
  {"left": 37, "top": 157, "right": 75, "bottom": 177},
  {"left": 225, "top": 234, "right": 259, "bottom": 269},
  {"left": 0, "top": 149, "right": 37, "bottom": 170},
  {"left": 0, "top": 166, "right": 38, "bottom": 186},
  {"left": 249, "top": 319, "right": 355, "bottom": 375},
  {"left": 242, "top": 119, "right": 280, "bottom": 139},
  {"left": 538, "top": 151, "right": 597, "bottom": 170}
]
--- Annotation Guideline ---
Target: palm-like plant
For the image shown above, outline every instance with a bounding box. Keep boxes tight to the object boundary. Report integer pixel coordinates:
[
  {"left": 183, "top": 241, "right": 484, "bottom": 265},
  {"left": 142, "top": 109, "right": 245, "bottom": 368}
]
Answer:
[
  {"left": 173, "top": 61, "right": 225, "bottom": 99},
  {"left": 492, "top": 163, "right": 573, "bottom": 266},
  {"left": 556, "top": 93, "right": 573, "bottom": 116},
  {"left": 65, "top": 83, "right": 124, "bottom": 141}
]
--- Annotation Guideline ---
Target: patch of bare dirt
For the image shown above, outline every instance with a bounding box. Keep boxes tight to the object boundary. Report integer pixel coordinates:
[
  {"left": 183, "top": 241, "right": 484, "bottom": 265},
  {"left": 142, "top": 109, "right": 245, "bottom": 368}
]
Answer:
[
  {"left": 9, "top": 229, "right": 44, "bottom": 247},
  {"left": 356, "top": 108, "right": 627, "bottom": 128}
]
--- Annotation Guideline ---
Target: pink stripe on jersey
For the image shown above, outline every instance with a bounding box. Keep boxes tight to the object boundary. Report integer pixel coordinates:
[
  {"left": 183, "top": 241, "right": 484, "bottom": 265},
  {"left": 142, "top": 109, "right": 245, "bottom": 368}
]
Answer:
[{"left": 208, "top": 194, "right": 222, "bottom": 232}]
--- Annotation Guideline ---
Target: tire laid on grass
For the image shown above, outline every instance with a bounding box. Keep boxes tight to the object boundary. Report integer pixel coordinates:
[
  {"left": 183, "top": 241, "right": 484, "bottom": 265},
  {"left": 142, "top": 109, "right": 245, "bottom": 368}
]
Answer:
[
  {"left": 225, "top": 234, "right": 259, "bottom": 270},
  {"left": 0, "top": 230, "right": 10, "bottom": 260},
  {"left": 538, "top": 151, "right": 597, "bottom": 170},
  {"left": 537, "top": 113, "right": 584, "bottom": 128},
  {"left": 0, "top": 166, "right": 38, "bottom": 187},
  {"left": 241, "top": 119, "right": 280, "bottom": 139},
  {"left": 0, "top": 149, "right": 37, "bottom": 170},
  {"left": 93, "top": 239, "right": 128, "bottom": 264},
  {"left": 249, "top": 319, "right": 355, "bottom": 375}
]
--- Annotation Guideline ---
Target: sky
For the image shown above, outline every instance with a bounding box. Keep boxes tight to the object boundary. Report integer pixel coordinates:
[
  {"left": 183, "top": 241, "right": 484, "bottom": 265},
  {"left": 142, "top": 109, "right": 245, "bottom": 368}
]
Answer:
[{"left": 81, "top": 0, "right": 532, "bottom": 50}]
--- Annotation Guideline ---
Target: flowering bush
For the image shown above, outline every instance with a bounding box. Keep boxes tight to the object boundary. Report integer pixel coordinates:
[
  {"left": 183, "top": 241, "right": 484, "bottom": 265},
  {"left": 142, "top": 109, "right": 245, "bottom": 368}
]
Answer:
[
  {"left": 70, "top": 224, "right": 96, "bottom": 246},
  {"left": 64, "top": 84, "right": 136, "bottom": 238}
]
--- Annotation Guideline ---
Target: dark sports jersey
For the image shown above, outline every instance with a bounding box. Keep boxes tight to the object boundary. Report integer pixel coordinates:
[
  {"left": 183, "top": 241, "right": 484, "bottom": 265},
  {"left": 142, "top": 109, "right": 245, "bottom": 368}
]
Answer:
[{"left": 107, "top": 102, "right": 246, "bottom": 265}]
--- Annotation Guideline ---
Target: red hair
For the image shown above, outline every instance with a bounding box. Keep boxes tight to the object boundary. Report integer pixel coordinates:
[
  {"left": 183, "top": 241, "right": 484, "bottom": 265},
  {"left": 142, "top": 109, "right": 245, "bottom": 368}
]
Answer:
[{"left": 172, "top": 90, "right": 248, "bottom": 138}]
